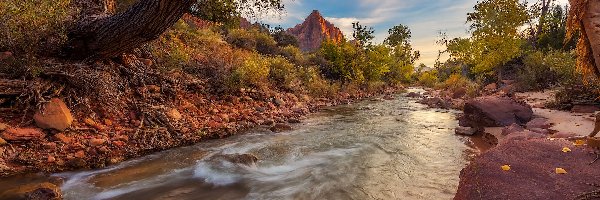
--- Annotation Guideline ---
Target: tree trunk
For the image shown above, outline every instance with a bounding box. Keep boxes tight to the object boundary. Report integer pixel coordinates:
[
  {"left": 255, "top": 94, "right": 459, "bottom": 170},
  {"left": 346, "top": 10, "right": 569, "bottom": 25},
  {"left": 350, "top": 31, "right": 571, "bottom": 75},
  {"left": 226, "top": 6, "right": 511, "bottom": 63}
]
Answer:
[
  {"left": 533, "top": 0, "right": 551, "bottom": 48},
  {"left": 582, "top": 1, "right": 600, "bottom": 72},
  {"left": 64, "top": 0, "right": 195, "bottom": 60}
]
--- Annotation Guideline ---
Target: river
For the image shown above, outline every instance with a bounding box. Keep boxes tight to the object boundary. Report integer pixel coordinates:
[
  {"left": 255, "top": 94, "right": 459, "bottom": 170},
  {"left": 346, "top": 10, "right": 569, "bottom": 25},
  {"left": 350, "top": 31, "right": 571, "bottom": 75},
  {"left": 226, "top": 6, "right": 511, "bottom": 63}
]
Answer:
[{"left": 1, "top": 89, "right": 477, "bottom": 200}]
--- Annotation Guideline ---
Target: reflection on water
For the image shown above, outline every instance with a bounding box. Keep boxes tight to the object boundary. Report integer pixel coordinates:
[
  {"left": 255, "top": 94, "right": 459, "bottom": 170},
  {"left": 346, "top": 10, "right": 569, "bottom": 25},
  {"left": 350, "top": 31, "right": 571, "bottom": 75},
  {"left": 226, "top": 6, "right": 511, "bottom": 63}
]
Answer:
[{"left": 0, "top": 88, "right": 476, "bottom": 200}]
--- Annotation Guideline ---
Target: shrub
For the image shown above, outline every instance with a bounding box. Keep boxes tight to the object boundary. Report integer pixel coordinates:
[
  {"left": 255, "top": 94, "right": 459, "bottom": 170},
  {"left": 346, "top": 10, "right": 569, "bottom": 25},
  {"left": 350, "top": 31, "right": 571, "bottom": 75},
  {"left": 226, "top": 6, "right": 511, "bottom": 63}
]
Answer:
[
  {"left": 439, "top": 74, "right": 479, "bottom": 97},
  {"left": 418, "top": 71, "right": 438, "bottom": 88},
  {"left": 518, "top": 50, "right": 576, "bottom": 91},
  {"left": 226, "top": 28, "right": 278, "bottom": 55},
  {"left": 228, "top": 53, "right": 270, "bottom": 90},
  {"left": 298, "top": 66, "right": 338, "bottom": 97},
  {"left": 0, "top": 0, "right": 73, "bottom": 55},
  {"left": 267, "top": 56, "right": 300, "bottom": 91}
]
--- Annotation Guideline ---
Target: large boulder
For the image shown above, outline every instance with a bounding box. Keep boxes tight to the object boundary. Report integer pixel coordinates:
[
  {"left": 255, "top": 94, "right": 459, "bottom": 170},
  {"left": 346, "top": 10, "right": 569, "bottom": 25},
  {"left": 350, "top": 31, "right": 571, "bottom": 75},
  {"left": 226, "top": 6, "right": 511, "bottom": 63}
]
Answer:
[
  {"left": 459, "top": 96, "right": 533, "bottom": 127},
  {"left": 455, "top": 139, "right": 599, "bottom": 200},
  {"left": 209, "top": 154, "right": 259, "bottom": 167},
  {"left": 33, "top": 98, "right": 73, "bottom": 131},
  {"left": 2, "top": 128, "right": 45, "bottom": 142},
  {"left": 0, "top": 182, "right": 62, "bottom": 200}
]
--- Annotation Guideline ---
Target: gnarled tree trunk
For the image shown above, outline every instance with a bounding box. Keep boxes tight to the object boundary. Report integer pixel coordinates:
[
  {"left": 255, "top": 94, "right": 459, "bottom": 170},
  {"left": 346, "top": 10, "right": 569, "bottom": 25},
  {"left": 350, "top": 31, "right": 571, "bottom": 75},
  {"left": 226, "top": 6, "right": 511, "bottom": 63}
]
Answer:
[
  {"left": 582, "top": 1, "right": 600, "bottom": 73},
  {"left": 65, "top": 0, "right": 195, "bottom": 60}
]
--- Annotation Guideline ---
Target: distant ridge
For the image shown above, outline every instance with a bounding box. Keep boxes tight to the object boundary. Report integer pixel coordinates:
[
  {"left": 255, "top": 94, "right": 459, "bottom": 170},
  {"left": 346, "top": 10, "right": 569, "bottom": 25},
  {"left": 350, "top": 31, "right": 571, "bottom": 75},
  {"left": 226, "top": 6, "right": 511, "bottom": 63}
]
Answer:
[{"left": 287, "top": 10, "right": 345, "bottom": 52}]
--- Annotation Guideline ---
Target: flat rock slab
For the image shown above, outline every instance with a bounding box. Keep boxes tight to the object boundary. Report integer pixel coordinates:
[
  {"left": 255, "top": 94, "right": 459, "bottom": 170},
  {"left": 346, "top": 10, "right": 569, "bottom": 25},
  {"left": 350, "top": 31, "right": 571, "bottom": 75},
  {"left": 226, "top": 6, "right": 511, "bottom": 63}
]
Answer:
[
  {"left": 460, "top": 96, "right": 533, "bottom": 127},
  {"left": 455, "top": 138, "right": 600, "bottom": 200}
]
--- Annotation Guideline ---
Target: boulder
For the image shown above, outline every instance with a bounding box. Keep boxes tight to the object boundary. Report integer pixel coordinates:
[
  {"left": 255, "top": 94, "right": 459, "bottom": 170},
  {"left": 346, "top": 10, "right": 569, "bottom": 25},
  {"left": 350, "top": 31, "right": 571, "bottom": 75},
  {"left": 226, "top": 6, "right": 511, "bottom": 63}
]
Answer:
[
  {"left": 484, "top": 83, "right": 497, "bottom": 92},
  {"left": 270, "top": 123, "right": 292, "bottom": 133},
  {"left": 571, "top": 105, "right": 600, "bottom": 113},
  {"left": 551, "top": 132, "right": 578, "bottom": 138},
  {"left": 455, "top": 127, "right": 482, "bottom": 136},
  {"left": 455, "top": 138, "right": 598, "bottom": 200},
  {"left": 419, "top": 97, "right": 451, "bottom": 109},
  {"left": 33, "top": 98, "right": 73, "bottom": 131},
  {"left": 459, "top": 96, "right": 533, "bottom": 127},
  {"left": 405, "top": 92, "right": 421, "bottom": 98},
  {"left": 0, "top": 182, "right": 61, "bottom": 200},
  {"left": 166, "top": 108, "right": 183, "bottom": 121},
  {"left": 2, "top": 128, "right": 45, "bottom": 142},
  {"left": 526, "top": 118, "right": 552, "bottom": 129},
  {"left": 0, "top": 123, "right": 8, "bottom": 131},
  {"left": 209, "top": 153, "right": 258, "bottom": 166}
]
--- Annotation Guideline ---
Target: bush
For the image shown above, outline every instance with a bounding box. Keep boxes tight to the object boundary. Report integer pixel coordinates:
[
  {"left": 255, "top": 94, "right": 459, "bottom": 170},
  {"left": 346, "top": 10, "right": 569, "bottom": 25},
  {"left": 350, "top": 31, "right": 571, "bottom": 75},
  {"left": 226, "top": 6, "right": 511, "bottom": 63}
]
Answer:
[
  {"left": 298, "top": 66, "right": 338, "bottom": 97},
  {"left": 0, "top": 0, "right": 73, "bottom": 55},
  {"left": 226, "top": 28, "right": 278, "bottom": 55},
  {"left": 438, "top": 74, "right": 479, "bottom": 97},
  {"left": 228, "top": 53, "right": 270, "bottom": 90},
  {"left": 418, "top": 71, "right": 438, "bottom": 88},
  {"left": 518, "top": 50, "right": 576, "bottom": 91},
  {"left": 267, "top": 56, "right": 300, "bottom": 91}
]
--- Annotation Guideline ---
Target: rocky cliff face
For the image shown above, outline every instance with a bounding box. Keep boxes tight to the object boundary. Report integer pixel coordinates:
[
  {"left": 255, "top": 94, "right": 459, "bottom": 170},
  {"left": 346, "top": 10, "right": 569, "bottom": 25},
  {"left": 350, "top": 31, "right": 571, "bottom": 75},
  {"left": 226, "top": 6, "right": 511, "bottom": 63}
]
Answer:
[{"left": 287, "top": 10, "right": 344, "bottom": 52}]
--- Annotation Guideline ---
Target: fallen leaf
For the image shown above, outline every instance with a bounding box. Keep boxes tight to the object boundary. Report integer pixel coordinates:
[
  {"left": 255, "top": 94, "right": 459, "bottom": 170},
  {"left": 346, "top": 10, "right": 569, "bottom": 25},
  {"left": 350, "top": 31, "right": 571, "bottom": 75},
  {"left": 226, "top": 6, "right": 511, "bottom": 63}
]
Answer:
[
  {"left": 501, "top": 165, "right": 511, "bottom": 171},
  {"left": 562, "top": 147, "right": 572, "bottom": 153},
  {"left": 574, "top": 140, "right": 585, "bottom": 146},
  {"left": 555, "top": 168, "right": 567, "bottom": 174}
]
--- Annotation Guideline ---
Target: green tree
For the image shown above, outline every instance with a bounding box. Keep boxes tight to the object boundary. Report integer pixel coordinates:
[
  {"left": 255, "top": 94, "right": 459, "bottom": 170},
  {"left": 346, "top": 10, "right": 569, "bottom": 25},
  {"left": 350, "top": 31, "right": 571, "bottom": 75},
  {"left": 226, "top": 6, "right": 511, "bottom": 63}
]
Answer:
[
  {"left": 384, "top": 25, "right": 420, "bottom": 84},
  {"left": 352, "top": 22, "right": 375, "bottom": 48},
  {"left": 466, "top": 0, "right": 530, "bottom": 78}
]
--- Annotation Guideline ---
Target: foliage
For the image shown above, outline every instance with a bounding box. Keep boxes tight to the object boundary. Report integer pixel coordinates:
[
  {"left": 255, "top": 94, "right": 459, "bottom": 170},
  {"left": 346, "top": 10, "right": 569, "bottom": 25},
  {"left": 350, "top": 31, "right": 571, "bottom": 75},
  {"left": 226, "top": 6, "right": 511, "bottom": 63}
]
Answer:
[
  {"left": 226, "top": 28, "right": 278, "bottom": 55},
  {"left": 439, "top": 74, "right": 479, "bottom": 97},
  {"left": 418, "top": 71, "right": 439, "bottom": 88},
  {"left": 0, "top": 0, "right": 73, "bottom": 55},
  {"left": 465, "top": 0, "right": 530, "bottom": 76},
  {"left": 189, "top": 0, "right": 285, "bottom": 25},
  {"left": 536, "top": 5, "right": 577, "bottom": 51},
  {"left": 271, "top": 27, "right": 299, "bottom": 47},
  {"left": 318, "top": 40, "right": 365, "bottom": 83},
  {"left": 352, "top": 22, "right": 375, "bottom": 48},
  {"left": 268, "top": 56, "right": 301, "bottom": 91},
  {"left": 384, "top": 24, "right": 420, "bottom": 84},
  {"left": 229, "top": 53, "right": 271, "bottom": 89},
  {"left": 518, "top": 50, "right": 577, "bottom": 90}
]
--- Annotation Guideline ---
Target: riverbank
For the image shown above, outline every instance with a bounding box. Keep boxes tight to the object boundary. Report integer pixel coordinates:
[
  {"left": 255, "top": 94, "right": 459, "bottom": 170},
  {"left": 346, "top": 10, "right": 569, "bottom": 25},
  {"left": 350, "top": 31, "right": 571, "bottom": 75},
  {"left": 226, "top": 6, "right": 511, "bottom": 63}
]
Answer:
[{"left": 0, "top": 71, "right": 403, "bottom": 179}]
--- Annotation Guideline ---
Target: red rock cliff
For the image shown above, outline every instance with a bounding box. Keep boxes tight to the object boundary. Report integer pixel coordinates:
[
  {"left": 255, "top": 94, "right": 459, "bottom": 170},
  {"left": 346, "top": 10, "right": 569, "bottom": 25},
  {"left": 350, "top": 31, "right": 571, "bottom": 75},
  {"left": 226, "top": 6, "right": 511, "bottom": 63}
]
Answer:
[{"left": 287, "top": 10, "right": 344, "bottom": 52}]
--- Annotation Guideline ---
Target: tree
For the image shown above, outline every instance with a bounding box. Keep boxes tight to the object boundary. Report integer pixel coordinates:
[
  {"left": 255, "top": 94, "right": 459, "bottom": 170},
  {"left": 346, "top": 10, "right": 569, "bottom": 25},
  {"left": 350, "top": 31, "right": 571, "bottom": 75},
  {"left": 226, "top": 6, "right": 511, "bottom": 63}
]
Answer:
[
  {"left": 567, "top": 0, "right": 600, "bottom": 76},
  {"left": 384, "top": 25, "right": 420, "bottom": 83},
  {"left": 271, "top": 26, "right": 299, "bottom": 47},
  {"left": 531, "top": 0, "right": 556, "bottom": 47},
  {"left": 65, "top": 0, "right": 285, "bottom": 60},
  {"left": 352, "top": 22, "right": 375, "bottom": 48},
  {"left": 466, "top": 0, "right": 530, "bottom": 79}
]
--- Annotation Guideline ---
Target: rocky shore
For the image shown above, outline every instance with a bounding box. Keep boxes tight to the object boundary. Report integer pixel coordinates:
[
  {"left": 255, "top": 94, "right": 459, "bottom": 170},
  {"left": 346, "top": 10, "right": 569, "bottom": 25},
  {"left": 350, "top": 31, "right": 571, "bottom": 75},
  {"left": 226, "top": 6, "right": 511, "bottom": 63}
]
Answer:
[{"left": 413, "top": 81, "right": 600, "bottom": 199}]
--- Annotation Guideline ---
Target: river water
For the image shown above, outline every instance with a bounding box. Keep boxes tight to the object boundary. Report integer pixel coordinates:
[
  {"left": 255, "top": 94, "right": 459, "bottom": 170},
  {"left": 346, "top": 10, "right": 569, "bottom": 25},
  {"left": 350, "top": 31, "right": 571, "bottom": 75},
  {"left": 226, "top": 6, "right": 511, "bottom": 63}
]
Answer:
[{"left": 3, "top": 89, "right": 477, "bottom": 200}]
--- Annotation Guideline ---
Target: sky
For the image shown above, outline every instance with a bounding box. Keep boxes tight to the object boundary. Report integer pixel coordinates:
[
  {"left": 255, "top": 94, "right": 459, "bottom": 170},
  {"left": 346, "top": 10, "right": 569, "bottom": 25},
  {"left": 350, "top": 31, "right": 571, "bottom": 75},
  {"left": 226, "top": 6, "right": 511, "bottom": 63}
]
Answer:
[{"left": 257, "top": 0, "right": 570, "bottom": 67}]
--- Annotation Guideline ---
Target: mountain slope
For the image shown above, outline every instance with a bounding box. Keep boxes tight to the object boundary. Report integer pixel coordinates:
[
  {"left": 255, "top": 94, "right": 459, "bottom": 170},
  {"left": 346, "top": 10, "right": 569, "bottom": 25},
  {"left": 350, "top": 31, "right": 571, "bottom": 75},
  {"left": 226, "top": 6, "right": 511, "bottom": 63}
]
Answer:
[{"left": 287, "top": 10, "right": 344, "bottom": 52}]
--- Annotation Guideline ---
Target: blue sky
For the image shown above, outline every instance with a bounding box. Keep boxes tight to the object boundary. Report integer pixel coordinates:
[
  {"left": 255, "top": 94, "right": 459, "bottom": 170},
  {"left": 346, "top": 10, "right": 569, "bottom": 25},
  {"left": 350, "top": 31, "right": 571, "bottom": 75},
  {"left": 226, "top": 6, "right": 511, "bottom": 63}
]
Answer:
[{"left": 257, "top": 0, "right": 569, "bottom": 67}]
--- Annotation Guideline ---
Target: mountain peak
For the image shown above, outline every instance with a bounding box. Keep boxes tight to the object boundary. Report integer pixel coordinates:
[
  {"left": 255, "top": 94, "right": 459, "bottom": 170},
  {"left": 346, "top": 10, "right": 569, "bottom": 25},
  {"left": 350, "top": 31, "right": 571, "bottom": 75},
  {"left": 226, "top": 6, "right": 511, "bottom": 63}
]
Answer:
[{"left": 287, "top": 11, "right": 344, "bottom": 52}]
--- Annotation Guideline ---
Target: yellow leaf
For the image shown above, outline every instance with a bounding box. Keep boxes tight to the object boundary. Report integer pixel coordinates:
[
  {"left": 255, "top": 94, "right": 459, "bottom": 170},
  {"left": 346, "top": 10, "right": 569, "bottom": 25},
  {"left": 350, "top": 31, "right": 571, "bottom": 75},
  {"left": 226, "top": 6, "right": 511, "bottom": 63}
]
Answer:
[
  {"left": 562, "top": 147, "right": 572, "bottom": 153},
  {"left": 555, "top": 168, "right": 567, "bottom": 174},
  {"left": 574, "top": 140, "right": 585, "bottom": 146},
  {"left": 501, "top": 165, "right": 511, "bottom": 171}
]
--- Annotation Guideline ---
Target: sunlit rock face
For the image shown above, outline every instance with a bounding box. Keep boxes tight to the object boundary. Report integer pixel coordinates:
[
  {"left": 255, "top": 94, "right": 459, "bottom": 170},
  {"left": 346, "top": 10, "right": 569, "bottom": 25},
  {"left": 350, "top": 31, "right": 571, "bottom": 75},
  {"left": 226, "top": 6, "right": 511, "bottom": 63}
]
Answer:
[{"left": 287, "top": 10, "right": 344, "bottom": 52}]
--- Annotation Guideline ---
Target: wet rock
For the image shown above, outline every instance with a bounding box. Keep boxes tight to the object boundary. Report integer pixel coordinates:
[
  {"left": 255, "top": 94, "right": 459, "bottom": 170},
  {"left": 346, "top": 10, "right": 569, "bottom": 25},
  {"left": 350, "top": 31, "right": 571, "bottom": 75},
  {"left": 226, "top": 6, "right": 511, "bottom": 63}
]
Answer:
[
  {"left": 526, "top": 118, "right": 552, "bottom": 129},
  {"left": 459, "top": 96, "right": 533, "bottom": 127},
  {"left": 456, "top": 138, "right": 598, "bottom": 200},
  {"left": 405, "top": 92, "right": 421, "bottom": 98},
  {"left": 288, "top": 118, "right": 301, "bottom": 124},
  {"left": 455, "top": 127, "right": 482, "bottom": 136},
  {"left": 209, "top": 153, "right": 259, "bottom": 166},
  {"left": 571, "top": 105, "right": 600, "bottom": 113},
  {"left": 270, "top": 123, "right": 292, "bottom": 133},
  {"left": 501, "top": 123, "right": 525, "bottom": 136},
  {"left": 33, "top": 98, "right": 73, "bottom": 131},
  {"left": 0, "top": 182, "right": 62, "bottom": 200},
  {"left": 166, "top": 108, "right": 183, "bottom": 121},
  {"left": 2, "top": 128, "right": 45, "bottom": 142},
  {"left": 419, "top": 97, "right": 450, "bottom": 109}
]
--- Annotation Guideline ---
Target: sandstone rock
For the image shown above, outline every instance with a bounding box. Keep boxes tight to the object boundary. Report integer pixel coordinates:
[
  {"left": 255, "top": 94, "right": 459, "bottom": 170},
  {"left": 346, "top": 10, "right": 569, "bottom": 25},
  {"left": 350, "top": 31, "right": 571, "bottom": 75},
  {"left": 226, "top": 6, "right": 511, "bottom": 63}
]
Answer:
[
  {"left": 0, "top": 138, "right": 7, "bottom": 146},
  {"left": 33, "top": 98, "right": 73, "bottom": 131},
  {"left": 287, "top": 10, "right": 344, "bottom": 52},
  {"left": 526, "top": 118, "right": 552, "bottom": 129},
  {"left": 139, "top": 58, "right": 153, "bottom": 66},
  {"left": 501, "top": 123, "right": 525, "bottom": 136},
  {"left": 0, "top": 182, "right": 61, "bottom": 200},
  {"left": 459, "top": 96, "right": 533, "bottom": 127},
  {"left": 418, "top": 97, "right": 450, "bottom": 109},
  {"left": 146, "top": 85, "right": 161, "bottom": 93},
  {"left": 571, "top": 105, "right": 600, "bottom": 113},
  {"left": 89, "top": 138, "right": 106, "bottom": 147},
  {"left": 270, "top": 123, "right": 292, "bottom": 133},
  {"left": 456, "top": 138, "right": 597, "bottom": 200},
  {"left": 2, "top": 128, "right": 45, "bottom": 142},
  {"left": 551, "top": 132, "right": 578, "bottom": 138},
  {"left": 54, "top": 133, "right": 72, "bottom": 144},
  {"left": 288, "top": 118, "right": 301, "bottom": 124},
  {"left": 74, "top": 150, "right": 85, "bottom": 158},
  {"left": 455, "top": 127, "right": 481, "bottom": 136},
  {"left": 166, "top": 108, "right": 183, "bottom": 121}
]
